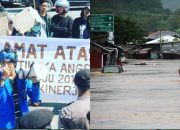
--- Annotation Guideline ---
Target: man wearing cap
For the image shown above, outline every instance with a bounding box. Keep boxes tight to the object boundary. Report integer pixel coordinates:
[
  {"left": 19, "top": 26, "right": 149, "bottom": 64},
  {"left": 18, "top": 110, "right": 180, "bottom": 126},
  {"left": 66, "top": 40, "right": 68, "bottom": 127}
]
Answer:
[
  {"left": 50, "top": 0, "right": 73, "bottom": 38},
  {"left": 19, "top": 109, "right": 53, "bottom": 129},
  {"left": 72, "top": 3, "right": 90, "bottom": 39},
  {"left": 0, "top": 46, "right": 32, "bottom": 129},
  {"left": 59, "top": 69, "right": 90, "bottom": 129}
]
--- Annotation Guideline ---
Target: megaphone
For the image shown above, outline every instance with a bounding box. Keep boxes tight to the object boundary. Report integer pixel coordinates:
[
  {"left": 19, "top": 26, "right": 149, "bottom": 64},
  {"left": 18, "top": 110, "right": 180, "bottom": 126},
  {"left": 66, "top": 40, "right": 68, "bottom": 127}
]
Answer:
[{"left": 18, "top": 61, "right": 48, "bottom": 80}]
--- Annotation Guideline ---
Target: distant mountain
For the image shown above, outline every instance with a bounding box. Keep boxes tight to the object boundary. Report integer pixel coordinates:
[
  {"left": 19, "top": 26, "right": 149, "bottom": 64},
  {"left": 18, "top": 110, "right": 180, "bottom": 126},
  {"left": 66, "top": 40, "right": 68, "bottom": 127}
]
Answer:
[{"left": 161, "top": 0, "right": 180, "bottom": 12}]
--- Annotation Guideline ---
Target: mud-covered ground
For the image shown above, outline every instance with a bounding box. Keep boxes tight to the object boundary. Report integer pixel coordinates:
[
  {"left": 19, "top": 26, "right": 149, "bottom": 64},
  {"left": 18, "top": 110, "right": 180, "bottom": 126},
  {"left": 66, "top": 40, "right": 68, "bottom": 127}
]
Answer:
[{"left": 91, "top": 59, "right": 180, "bottom": 129}]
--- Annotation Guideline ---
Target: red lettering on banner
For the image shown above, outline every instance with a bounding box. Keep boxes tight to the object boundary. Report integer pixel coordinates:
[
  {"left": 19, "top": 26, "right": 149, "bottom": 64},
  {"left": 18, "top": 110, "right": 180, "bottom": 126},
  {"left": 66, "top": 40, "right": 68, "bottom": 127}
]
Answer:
[
  {"left": 42, "top": 74, "right": 54, "bottom": 83},
  {"left": 60, "top": 63, "right": 67, "bottom": 73},
  {"left": 77, "top": 47, "right": 87, "bottom": 61},
  {"left": 40, "top": 84, "right": 45, "bottom": 93},
  {"left": 54, "top": 46, "right": 66, "bottom": 60},
  {"left": 68, "top": 64, "right": 75, "bottom": 73},
  {"left": 49, "top": 84, "right": 56, "bottom": 93},
  {"left": 49, "top": 63, "right": 56, "bottom": 72},
  {"left": 57, "top": 86, "right": 63, "bottom": 95},
  {"left": 14, "top": 43, "right": 25, "bottom": 58},
  {"left": 40, "top": 84, "right": 77, "bottom": 95},
  {"left": 63, "top": 86, "right": 71, "bottom": 95},
  {"left": 18, "top": 60, "right": 31, "bottom": 69},
  {"left": 67, "top": 46, "right": 76, "bottom": 60},
  {"left": 37, "top": 44, "right": 47, "bottom": 59},
  {"left": 26, "top": 44, "right": 37, "bottom": 59}
]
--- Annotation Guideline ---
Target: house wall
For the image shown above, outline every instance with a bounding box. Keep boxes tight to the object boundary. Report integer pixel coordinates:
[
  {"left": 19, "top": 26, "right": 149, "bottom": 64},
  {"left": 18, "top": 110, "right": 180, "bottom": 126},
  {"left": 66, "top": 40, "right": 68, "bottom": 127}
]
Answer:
[
  {"left": 161, "top": 42, "right": 180, "bottom": 55},
  {"left": 90, "top": 52, "right": 102, "bottom": 69}
]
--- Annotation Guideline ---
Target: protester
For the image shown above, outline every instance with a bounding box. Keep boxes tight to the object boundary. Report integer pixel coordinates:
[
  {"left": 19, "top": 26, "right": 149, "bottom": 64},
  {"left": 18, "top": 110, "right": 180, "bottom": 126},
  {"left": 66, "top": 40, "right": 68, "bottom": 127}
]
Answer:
[
  {"left": 0, "top": 0, "right": 14, "bottom": 36},
  {"left": 12, "top": 23, "right": 47, "bottom": 37},
  {"left": 50, "top": 0, "right": 73, "bottom": 38},
  {"left": 59, "top": 69, "right": 90, "bottom": 129},
  {"left": 26, "top": 23, "right": 47, "bottom": 37},
  {"left": 0, "top": 46, "right": 33, "bottom": 129},
  {"left": 27, "top": 77, "right": 41, "bottom": 106},
  {"left": 0, "top": 0, "right": 5, "bottom": 12},
  {"left": 7, "top": 15, "right": 14, "bottom": 35},
  {"left": 11, "top": 7, "right": 47, "bottom": 37},
  {"left": 39, "top": 0, "right": 51, "bottom": 37},
  {"left": 72, "top": 3, "right": 90, "bottom": 39},
  {"left": 19, "top": 109, "right": 53, "bottom": 129}
]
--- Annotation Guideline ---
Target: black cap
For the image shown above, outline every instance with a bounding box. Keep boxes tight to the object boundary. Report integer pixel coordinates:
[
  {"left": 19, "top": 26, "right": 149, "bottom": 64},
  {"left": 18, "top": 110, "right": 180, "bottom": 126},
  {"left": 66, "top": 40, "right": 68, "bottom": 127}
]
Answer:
[
  {"left": 19, "top": 109, "right": 53, "bottom": 129},
  {"left": 74, "top": 69, "right": 90, "bottom": 90}
]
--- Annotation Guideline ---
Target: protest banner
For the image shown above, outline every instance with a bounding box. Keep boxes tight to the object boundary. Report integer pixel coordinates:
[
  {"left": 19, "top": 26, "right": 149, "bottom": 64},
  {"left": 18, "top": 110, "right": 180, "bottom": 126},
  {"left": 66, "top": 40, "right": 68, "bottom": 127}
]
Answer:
[{"left": 0, "top": 36, "right": 90, "bottom": 103}]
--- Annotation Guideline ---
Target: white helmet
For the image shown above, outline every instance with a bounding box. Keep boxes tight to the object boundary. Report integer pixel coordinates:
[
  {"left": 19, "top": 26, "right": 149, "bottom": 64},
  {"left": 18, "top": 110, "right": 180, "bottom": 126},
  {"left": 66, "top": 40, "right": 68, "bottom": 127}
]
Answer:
[{"left": 54, "top": 0, "right": 70, "bottom": 13}]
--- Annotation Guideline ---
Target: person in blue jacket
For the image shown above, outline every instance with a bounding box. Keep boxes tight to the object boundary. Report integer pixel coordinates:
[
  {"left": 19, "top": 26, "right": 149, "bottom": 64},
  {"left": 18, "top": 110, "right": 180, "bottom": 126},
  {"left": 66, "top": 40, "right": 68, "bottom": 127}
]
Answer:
[
  {"left": 0, "top": 47, "right": 32, "bottom": 129},
  {"left": 27, "top": 76, "right": 41, "bottom": 106}
]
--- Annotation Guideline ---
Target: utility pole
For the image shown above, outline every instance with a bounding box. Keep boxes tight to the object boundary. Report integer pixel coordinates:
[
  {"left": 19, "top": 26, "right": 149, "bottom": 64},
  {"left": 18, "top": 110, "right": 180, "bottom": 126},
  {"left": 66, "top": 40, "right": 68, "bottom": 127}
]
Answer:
[{"left": 159, "top": 30, "right": 164, "bottom": 59}]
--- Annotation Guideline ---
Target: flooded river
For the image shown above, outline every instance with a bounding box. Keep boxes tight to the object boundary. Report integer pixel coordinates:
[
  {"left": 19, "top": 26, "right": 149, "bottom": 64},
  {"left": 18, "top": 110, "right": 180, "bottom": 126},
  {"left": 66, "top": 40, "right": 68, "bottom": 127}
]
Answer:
[{"left": 91, "top": 59, "right": 180, "bottom": 129}]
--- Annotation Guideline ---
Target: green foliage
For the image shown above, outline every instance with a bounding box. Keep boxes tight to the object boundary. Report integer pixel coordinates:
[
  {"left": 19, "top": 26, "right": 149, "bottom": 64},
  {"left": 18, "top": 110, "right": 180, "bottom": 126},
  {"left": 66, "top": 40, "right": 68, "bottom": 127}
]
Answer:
[
  {"left": 167, "top": 9, "right": 180, "bottom": 30},
  {"left": 91, "top": 0, "right": 180, "bottom": 44},
  {"left": 92, "top": 0, "right": 164, "bottom": 13},
  {"left": 114, "top": 16, "right": 145, "bottom": 45},
  {"left": 91, "top": 0, "right": 172, "bottom": 33}
]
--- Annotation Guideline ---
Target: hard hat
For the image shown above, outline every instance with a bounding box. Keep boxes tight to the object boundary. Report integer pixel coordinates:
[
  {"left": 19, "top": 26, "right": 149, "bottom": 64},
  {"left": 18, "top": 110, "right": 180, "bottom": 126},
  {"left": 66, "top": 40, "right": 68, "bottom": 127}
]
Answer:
[{"left": 54, "top": 0, "right": 70, "bottom": 12}]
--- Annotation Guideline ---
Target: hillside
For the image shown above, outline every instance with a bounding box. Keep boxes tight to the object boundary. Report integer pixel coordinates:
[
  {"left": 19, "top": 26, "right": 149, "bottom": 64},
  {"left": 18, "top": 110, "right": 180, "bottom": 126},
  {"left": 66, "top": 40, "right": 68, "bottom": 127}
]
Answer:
[
  {"left": 91, "top": 0, "right": 177, "bottom": 33},
  {"left": 92, "top": 0, "right": 164, "bottom": 13}
]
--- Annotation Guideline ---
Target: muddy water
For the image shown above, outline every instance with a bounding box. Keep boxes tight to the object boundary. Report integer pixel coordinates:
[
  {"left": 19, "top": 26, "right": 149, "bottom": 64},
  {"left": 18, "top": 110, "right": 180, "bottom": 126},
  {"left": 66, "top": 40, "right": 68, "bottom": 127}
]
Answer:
[{"left": 91, "top": 59, "right": 180, "bottom": 129}]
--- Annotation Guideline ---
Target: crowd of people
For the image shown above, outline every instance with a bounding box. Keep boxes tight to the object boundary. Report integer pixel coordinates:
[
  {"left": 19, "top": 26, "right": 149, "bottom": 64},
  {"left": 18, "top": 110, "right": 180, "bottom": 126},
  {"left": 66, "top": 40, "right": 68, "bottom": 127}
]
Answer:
[
  {"left": 0, "top": 0, "right": 90, "bottom": 39},
  {"left": 0, "top": 0, "right": 90, "bottom": 129},
  {"left": 0, "top": 47, "right": 90, "bottom": 129}
]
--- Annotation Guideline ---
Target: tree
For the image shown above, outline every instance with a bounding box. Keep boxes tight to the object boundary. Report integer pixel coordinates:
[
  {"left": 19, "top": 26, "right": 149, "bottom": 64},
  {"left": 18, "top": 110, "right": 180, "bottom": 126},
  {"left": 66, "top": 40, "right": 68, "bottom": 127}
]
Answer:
[
  {"left": 114, "top": 16, "right": 145, "bottom": 45},
  {"left": 167, "top": 9, "right": 180, "bottom": 30}
]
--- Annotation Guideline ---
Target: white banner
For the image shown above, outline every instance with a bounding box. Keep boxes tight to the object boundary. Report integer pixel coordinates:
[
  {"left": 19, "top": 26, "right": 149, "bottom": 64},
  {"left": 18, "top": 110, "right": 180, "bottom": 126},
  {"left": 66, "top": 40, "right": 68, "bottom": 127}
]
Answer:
[{"left": 0, "top": 36, "right": 90, "bottom": 103}]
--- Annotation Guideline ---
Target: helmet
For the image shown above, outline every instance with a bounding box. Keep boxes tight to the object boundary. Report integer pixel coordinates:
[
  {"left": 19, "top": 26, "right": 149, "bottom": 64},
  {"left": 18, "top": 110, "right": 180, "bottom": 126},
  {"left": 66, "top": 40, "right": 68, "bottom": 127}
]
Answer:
[
  {"left": 54, "top": 0, "right": 70, "bottom": 13},
  {"left": 0, "top": 48, "right": 18, "bottom": 63}
]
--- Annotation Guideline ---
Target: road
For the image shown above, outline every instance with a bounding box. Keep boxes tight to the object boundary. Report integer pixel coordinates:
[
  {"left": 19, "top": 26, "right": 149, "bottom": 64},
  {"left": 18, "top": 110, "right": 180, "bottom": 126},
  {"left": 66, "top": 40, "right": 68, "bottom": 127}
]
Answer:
[{"left": 91, "top": 59, "right": 180, "bottom": 129}]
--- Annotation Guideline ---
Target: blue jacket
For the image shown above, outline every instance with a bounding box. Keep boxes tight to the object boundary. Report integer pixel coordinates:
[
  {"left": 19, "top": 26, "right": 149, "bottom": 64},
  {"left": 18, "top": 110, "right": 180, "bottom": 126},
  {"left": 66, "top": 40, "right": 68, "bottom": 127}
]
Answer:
[
  {"left": 0, "top": 77, "right": 32, "bottom": 129},
  {"left": 27, "top": 82, "right": 40, "bottom": 103}
]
